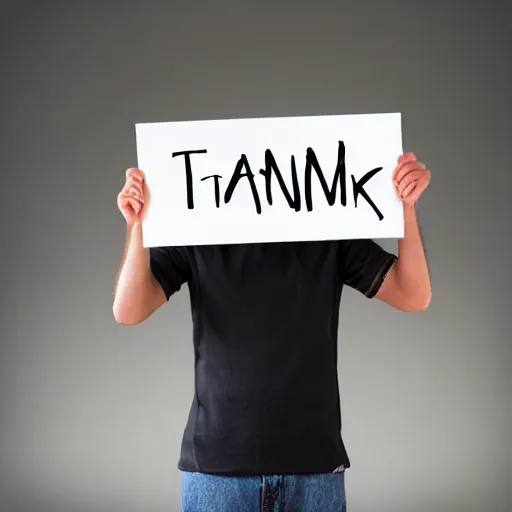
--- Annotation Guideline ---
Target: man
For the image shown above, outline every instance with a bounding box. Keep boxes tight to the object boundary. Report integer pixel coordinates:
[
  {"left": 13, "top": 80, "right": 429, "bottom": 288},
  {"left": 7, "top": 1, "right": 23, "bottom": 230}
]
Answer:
[{"left": 113, "top": 152, "right": 431, "bottom": 512}]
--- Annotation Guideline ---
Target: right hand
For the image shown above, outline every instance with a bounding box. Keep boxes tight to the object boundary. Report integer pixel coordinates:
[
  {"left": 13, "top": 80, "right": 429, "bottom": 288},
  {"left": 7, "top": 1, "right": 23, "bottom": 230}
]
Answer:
[{"left": 117, "top": 168, "right": 147, "bottom": 226}]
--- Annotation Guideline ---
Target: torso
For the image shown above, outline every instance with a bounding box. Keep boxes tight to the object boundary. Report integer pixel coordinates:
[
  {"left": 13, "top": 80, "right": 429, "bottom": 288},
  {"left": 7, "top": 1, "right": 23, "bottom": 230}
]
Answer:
[{"left": 177, "top": 241, "right": 351, "bottom": 475}]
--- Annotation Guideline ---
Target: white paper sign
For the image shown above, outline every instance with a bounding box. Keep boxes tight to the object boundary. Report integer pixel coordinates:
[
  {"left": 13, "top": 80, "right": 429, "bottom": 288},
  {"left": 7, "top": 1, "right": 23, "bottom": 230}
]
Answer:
[{"left": 135, "top": 113, "right": 404, "bottom": 247}]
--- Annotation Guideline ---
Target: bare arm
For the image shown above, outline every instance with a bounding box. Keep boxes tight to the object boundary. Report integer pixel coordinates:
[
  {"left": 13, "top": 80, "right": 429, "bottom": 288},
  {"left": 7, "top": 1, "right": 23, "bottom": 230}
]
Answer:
[
  {"left": 113, "top": 223, "right": 167, "bottom": 325},
  {"left": 112, "top": 168, "right": 166, "bottom": 325},
  {"left": 375, "top": 152, "right": 432, "bottom": 312},
  {"left": 376, "top": 204, "right": 431, "bottom": 311}
]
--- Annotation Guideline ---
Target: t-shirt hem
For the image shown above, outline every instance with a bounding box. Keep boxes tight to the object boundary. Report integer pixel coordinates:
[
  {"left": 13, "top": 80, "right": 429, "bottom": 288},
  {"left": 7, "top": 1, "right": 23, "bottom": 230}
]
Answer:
[
  {"left": 177, "top": 459, "right": 351, "bottom": 476},
  {"left": 365, "top": 254, "right": 398, "bottom": 298}
]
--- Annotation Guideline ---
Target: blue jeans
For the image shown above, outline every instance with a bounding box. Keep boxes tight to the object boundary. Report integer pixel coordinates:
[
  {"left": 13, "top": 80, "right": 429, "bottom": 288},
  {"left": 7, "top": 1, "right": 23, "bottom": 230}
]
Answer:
[{"left": 181, "top": 470, "right": 346, "bottom": 511}]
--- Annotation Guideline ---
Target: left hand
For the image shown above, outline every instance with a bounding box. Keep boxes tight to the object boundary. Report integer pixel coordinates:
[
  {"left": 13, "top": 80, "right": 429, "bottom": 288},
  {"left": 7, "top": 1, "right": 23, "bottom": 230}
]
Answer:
[{"left": 392, "top": 152, "right": 431, "bottom": 206}]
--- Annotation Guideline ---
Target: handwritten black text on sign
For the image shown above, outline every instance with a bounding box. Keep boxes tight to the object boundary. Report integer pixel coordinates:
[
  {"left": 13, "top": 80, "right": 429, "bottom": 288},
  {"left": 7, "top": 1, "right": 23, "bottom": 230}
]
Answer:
[{"left": 172, "top": 141, "right": 384, "bottom": 220}]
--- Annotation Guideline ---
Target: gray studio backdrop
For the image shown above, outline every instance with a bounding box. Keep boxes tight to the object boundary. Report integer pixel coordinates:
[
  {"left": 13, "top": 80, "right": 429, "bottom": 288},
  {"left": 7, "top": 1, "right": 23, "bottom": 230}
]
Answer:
[{"left": 1, "top": 1, "right": 510, "bottom": 511}]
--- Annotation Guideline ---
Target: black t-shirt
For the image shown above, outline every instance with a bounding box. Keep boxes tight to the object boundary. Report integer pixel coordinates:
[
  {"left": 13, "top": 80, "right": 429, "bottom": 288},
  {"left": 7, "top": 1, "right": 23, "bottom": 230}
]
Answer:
[{"left": 150, "top": 239, "right": 396, "bottom": 476}]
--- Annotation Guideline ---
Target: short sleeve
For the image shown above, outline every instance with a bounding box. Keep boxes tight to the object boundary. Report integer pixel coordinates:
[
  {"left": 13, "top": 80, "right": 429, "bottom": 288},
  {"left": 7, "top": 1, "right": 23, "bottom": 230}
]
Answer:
[
  {"left": 149, "top": 246, "right": 191, "bottom": 300},
  {"left": 339, "top": 239, "right": 397, "bottom": 298}
]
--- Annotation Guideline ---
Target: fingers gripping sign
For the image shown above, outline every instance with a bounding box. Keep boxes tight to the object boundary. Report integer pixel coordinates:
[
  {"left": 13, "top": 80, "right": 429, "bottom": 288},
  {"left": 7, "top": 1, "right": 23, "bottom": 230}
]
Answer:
[
  {"left": 117, "top": 168, "right": 148, "bottom": 226},
  {"left": 392, "top": 152, "right": 431, "bottom": 206}
]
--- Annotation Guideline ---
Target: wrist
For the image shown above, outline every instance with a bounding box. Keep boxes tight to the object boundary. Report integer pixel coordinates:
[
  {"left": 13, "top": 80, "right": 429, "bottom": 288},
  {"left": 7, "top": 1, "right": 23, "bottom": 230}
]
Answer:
[
  {"left": 126, "top": 222, "right": 145, "bottom": 251},
  {"left": 403, "top": 202, "right": 418, "bottom": 221},
  {"left": 128, "top": 221, "right": 143, "bottom": 234}
]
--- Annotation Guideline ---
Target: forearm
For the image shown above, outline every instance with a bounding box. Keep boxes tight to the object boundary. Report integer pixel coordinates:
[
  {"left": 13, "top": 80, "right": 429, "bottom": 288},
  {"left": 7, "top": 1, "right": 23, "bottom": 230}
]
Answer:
[
  {"left": 112, "top": 223, "right": 163, "bottom": 324},
  {"left": 394, "top": 204, "right": 431, "bottom": 309}
]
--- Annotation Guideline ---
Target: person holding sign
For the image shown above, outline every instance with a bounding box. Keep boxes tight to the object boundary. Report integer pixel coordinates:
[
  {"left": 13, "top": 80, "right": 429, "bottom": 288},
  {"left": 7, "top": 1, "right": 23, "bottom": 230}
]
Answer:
[{"left": 113, "top": 152, "right": 431, "bottom": 512}]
